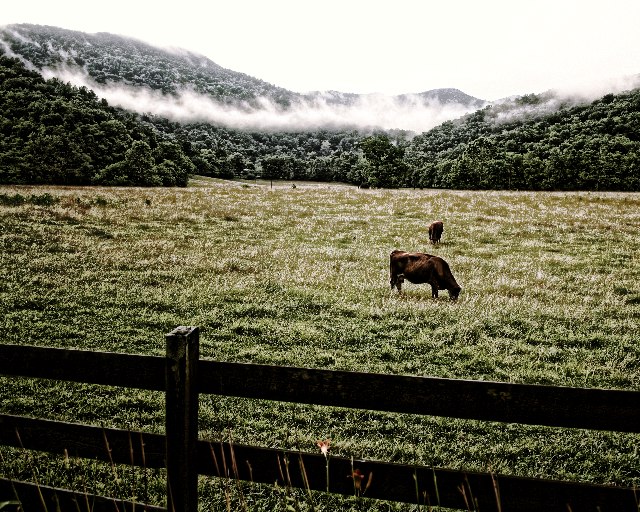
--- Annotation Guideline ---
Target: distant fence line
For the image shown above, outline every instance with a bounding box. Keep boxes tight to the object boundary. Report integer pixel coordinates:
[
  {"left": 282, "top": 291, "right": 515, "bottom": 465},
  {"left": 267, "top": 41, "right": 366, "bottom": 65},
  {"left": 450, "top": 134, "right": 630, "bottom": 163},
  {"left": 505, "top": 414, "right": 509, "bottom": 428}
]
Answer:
[{"left": 0, "top": 326, "right": 639, "bottom": 511}]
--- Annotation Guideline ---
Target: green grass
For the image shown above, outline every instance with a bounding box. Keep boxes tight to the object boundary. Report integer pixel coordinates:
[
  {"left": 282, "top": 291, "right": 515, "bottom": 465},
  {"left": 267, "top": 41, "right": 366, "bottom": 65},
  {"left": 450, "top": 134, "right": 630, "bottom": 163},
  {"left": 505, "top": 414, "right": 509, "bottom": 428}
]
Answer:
[{"left": 1, "top": 182, "right": 639, "bottom": 510}]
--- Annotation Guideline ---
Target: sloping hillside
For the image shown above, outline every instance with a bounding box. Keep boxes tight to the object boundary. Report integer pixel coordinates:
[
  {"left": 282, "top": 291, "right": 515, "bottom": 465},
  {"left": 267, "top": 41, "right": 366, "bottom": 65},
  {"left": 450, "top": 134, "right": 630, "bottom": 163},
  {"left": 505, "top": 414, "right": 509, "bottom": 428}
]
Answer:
[
  {"left": 0, "top": 54, "right": 194, "bottom": 186},
  {"left": 404, "top": 89, "right": 640, "bottom": 190},
  {"left": 0, "top": 23, "right": 485, "bottom": 116},
  {"left": 0, "top": 23, "right": 295, "bottom": 107}
]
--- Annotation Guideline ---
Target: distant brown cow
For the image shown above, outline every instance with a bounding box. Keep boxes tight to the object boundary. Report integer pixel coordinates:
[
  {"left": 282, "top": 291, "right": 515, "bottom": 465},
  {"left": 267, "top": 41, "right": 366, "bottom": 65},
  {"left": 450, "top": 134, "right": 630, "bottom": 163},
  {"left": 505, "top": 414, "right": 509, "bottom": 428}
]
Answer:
[
  {"left": 428, "top": 221, "right": 444, "bottom": 243},
  {"left": 389, "top": 250, "right": 461, "bottom": 300}
]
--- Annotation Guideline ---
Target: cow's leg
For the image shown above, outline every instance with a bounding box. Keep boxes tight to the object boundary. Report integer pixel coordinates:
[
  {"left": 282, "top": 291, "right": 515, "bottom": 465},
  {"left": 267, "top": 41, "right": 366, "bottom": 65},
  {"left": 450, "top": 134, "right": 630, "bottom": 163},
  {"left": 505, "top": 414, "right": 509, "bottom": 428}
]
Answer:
[
  {"left": 430, "top": 284, "right": 438, "bottom": 298},
  {"left": 391, "top": 273, "right": 404, "bottom": 292}
]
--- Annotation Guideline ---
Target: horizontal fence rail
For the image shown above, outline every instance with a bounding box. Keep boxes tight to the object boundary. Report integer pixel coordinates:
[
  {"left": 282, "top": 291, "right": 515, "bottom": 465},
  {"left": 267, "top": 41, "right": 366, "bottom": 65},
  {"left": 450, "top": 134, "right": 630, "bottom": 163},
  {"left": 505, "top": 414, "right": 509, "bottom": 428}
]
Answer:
[
  {"left": 0, "top": 344, "right": 166, "bottom": 391},
  {"left": 0, "top": 477, "right": 165, "bottom": 512},
  {"left": 2, "top": 343, "right": 640, "bottom": 432},
  {"left": 1, "top": 414, "right": 638, "bottom": 512},
  {"left": 1, "top": 337, "right": 640, "bottom": 512},
  {"left": 199, "top": 360, "right": 640, "bottom": 433}
]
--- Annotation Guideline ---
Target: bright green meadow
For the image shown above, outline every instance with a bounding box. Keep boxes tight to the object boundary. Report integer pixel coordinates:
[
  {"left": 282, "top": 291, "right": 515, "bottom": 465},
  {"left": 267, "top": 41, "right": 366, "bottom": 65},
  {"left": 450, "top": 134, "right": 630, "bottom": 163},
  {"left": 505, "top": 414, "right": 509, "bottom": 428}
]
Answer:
[{"left": 1, "top": 179, "right": 639, "bottom": 510}]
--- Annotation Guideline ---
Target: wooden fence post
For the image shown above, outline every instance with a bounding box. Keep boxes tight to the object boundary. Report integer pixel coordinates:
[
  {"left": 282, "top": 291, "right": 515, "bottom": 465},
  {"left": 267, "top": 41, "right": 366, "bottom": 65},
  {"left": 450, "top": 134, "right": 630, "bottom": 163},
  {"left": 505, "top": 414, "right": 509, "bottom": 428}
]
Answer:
[{"left": 165, "top": 326, "right": 199, "bottom": 512}]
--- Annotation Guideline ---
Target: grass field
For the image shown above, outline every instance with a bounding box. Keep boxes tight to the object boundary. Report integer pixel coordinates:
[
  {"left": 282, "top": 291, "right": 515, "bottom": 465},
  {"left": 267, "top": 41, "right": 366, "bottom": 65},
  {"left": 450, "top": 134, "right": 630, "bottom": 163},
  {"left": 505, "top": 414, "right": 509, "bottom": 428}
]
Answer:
[{"left": 1, "top": 179, "right": 639, "bottom": 510}]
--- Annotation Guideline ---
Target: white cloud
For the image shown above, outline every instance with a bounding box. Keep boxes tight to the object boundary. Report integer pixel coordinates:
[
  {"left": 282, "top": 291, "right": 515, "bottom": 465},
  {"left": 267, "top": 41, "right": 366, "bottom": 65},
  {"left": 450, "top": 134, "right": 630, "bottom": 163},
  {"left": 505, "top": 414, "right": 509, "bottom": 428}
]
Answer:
[
  {"left": 42, "top": 64, "right": 479, "bottom": 133},
  {"left": 550, "top": 74, "right": 640, "bottom": 102}
]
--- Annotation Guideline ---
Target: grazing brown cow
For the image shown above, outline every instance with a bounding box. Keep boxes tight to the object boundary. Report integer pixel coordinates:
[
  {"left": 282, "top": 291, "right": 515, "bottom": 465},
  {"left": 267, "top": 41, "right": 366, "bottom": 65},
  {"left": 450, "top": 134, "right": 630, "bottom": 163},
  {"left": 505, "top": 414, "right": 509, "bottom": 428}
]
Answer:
[
  {"left": 389, "top": 250, "right": 461, "bottom": 300},
  {"left": 428, "top": 221, "right": 444, "bottom": 243}
]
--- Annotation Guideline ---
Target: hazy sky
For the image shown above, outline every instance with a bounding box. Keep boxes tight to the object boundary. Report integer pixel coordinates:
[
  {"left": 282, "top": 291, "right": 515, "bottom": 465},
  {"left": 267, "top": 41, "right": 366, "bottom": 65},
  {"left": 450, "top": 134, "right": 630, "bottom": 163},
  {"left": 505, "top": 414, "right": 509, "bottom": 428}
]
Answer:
[{"left": 2, "top": 0, "right": 640, "bottom": 101}]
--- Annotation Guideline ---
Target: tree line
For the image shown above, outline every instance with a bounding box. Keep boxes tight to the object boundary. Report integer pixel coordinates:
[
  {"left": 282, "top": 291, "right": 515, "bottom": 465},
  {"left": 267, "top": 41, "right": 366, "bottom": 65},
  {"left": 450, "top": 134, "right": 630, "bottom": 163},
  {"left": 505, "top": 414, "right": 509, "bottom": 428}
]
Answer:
[{"left": 151, "top": 87, "right": 640, "bottom": 192}]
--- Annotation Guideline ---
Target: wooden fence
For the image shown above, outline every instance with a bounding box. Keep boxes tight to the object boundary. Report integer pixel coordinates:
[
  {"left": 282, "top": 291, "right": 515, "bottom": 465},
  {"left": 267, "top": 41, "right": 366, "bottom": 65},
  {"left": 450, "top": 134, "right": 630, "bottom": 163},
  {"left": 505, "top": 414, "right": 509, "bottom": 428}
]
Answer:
[{"left": 0, "top": 326, "right": 639, "bottom": 511}]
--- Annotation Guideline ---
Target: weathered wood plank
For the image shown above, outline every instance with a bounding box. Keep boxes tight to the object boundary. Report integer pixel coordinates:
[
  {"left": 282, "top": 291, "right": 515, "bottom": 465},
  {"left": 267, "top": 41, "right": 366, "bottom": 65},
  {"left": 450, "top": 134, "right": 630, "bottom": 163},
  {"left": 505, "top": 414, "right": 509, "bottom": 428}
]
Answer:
[
  {"left": 0, "top": 477, "right": 166, "bottom": 512},
  {"left": 0, "top": 344, "right": 165, "bottom": 390},
  {"left": 165, "top": 326, "right": 199, "bottom": 512},
  {"left": 198, "top": 360, "right": 640, "bottom": 432},
  {"left": 198, "top": 442, "right": 640, "bottom": 512},
  {"left": 0, "top": 414, "right": 167, "bottom": 468}
]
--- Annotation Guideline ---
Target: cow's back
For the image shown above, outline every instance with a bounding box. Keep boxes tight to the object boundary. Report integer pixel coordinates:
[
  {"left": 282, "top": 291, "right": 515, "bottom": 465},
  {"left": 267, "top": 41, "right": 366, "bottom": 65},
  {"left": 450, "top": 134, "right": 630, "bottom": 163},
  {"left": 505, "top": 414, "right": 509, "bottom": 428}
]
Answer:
[{"left": 391, "top": 251, "right": 436, "bottom": 283}]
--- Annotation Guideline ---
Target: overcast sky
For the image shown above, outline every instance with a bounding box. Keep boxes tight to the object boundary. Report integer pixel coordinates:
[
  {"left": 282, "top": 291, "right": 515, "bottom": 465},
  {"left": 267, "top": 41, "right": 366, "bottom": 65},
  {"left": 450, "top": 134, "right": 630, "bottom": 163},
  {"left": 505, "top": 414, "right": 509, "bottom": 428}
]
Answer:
[{"left": 2, "top": 0, "right": 640, "bottom": 101}]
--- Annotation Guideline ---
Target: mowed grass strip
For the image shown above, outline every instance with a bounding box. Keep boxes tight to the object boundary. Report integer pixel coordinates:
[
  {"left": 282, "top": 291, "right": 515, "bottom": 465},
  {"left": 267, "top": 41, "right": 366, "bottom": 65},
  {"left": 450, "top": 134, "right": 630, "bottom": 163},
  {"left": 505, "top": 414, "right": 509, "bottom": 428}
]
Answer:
[{"left": 1, "top": 183, "right": 639, "bottom": 509}]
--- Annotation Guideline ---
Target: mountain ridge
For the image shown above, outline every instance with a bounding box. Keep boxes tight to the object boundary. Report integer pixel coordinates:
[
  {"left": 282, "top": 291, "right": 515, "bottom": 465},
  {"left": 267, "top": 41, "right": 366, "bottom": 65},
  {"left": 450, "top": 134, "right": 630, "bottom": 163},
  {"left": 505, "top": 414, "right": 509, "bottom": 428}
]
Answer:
[{"left": 0, "top": 23, "right": 486, "bottom": 124}]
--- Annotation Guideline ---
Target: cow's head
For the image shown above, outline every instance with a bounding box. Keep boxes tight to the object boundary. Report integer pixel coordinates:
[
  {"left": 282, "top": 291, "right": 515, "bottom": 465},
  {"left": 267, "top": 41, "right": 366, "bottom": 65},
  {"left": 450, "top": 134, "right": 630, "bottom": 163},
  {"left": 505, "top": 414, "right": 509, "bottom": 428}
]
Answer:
[{"left": 448, "top": 286, "right": 461, "bottom": 301}]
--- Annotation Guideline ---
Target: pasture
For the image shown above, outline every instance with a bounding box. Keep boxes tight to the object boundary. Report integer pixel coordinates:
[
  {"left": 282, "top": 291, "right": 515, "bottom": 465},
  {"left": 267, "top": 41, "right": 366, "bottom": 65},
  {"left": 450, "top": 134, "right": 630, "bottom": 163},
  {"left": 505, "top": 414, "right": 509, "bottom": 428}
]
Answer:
[{"left": 1, "top": 179, "right": 639, "bottom": 510}]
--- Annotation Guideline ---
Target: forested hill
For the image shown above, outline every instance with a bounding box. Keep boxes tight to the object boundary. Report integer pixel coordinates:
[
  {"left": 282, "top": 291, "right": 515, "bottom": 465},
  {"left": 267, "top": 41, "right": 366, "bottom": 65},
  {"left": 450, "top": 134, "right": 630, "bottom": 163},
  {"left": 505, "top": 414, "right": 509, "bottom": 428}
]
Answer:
[
  {"left": 0, "top": 54, "right": 194, "bottom": 186},
  {"left": 405, "top": 90, "right": 640, "bottom": 191},
  {"left": 1, "top": 23, "right": 640, "bottom": 191},
  {"left": 0, "top": 23, "right": 294, "bottom": 108},
  {"left": 0, "top": 23, "right": 484, "bottom": 112}
]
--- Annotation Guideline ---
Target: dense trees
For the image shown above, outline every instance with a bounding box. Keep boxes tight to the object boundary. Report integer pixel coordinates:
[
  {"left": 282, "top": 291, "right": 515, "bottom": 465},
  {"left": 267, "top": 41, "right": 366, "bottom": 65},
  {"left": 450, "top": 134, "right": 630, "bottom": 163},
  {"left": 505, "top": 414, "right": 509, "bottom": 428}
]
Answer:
[
  {"left": 166, "top": 89, "right": 640, "bottom": 192},
  {"left": 358, "top": 135, "right": 408, "bottom": 188},
  {"left": 0, "top": 55, "right": 194, "bottom": 186},
  {"left": 404, "top": 91, "right": 640, "bottom": 191}
]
